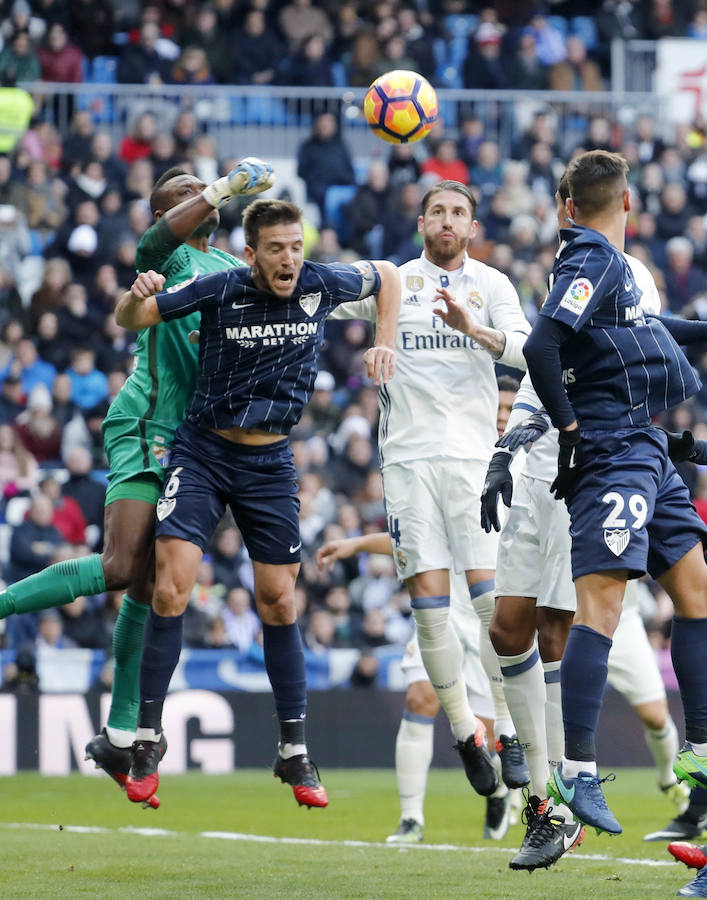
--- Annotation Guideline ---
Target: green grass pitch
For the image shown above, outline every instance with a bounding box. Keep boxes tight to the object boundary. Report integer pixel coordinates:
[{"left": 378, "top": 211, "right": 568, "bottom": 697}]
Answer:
[{"left": 0, "top": 768, "right": 695, "bottom": 899}]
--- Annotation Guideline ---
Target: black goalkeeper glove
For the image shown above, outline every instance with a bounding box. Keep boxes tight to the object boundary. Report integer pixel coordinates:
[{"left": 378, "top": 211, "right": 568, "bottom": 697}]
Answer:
[
  {"left": 661, "top": 428, "right": 698, "bottom": 463},
  {"left": 480, "top": 451, "right": 513, "bottom": 533},
  {"left": 550, "top": 429, "right": 583, "bottom": 500},
  {"left": 496, "top": 411, "right": 551, "bottom": 452}
]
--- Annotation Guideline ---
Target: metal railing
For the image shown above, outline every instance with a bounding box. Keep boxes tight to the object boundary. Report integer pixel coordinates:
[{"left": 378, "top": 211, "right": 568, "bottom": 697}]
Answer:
[{"left": 19, "top": 81, "right": 672, "bottom": 164}]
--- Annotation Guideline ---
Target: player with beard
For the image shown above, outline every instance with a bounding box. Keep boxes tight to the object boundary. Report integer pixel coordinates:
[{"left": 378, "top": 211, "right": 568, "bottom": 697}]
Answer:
[
  {"left": 329, "top": 180, "right": 531, "bottom": 812},
  {"left": 0, "top": 159, "right": 274, "bottom": 806}
]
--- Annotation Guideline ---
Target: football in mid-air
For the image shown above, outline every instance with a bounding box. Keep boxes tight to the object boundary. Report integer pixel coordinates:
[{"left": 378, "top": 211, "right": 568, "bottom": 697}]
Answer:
[{"left": 363, "top": 70, "right": 438, "bottom": 144}]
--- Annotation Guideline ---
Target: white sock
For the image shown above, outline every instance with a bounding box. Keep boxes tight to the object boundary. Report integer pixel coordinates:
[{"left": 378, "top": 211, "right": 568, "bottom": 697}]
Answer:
[
  {"left": 543, "top": 661, "right": 564, "bottom": 773},
  {"left": 105, "top": 725, "right": 134, "bottom": 748},
  {"left": 135, "top": 727, "right": 161, "bottom": 743},
  {"left": 498, "top": 644, "right": 548, "bottom": 798},
  {"left": 471, "top": 587, "right": 513, "bottom": 735},
  {"left": 644, "top": 717, "right": 679, "bottom": 788},
  {"left": 413, "top": 602, "right": 476, "bottom": 741},
  {"left": 279, "top": 741, "right": 307, "bottom": 759},
  {"left": 562, "top": 756, "right": 597, "bottom": 778},
  {"left": 546, "top": 798, "right": 575, "bottom": 822},
  {"left": 689, "top": 740, "right": 707, "bottom": 756},
  {"left": 395, "top": 714, "right": 434, "bottom": 824}
]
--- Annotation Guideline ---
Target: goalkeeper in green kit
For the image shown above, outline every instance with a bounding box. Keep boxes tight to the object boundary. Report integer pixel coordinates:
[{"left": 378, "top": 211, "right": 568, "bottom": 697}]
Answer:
[{"left": 0, "top": 157, "right": 274, "bottom": 807}]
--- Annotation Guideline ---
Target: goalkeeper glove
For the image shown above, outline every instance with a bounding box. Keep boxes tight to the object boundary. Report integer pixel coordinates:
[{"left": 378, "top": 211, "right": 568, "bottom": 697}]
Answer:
[
  {"left": 496, "top": 410, "right": 551, "bottom": 452},
  {"left": 202, "top": 157, "right": 275, "bottom": 209},
  {"left": 480, "top": 451, "right": 513, "bottom": 533},
  {"left": 550, "top": 428, "right": 582, "bottom": 500},
  {"left": 661, "top": 428, "right": 707, "bottom": 465}
]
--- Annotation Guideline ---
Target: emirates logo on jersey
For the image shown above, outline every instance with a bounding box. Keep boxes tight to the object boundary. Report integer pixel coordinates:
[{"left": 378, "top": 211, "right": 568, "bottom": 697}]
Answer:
[{"left": 298, "top": 291, "right": 321, "bottom": 316}]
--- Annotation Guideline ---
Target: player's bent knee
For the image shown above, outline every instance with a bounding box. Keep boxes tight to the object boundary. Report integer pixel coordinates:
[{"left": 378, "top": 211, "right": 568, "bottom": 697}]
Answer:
[
  {"left": 405, "top": 679, "right": 439, "bottom": 718},
  {"left": 152, "top": 579, "right": 190, "bottom": 617},
  {"left": 489, "top": 618, "right": 533, "bottom": 656}
]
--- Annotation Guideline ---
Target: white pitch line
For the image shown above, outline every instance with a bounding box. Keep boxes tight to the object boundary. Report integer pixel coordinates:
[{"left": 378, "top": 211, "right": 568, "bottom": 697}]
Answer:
[{"left": 0, "top": 823, "right": 675, "bottom": 866}]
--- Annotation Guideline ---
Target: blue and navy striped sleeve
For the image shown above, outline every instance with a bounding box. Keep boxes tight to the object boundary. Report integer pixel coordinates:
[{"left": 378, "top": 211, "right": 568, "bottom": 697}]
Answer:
[
  {"left": 540, "top": 244, "right": 617, "bottom": 332},
  {"left": 156, "top": 269, "right": 231, "bottom": 321}
]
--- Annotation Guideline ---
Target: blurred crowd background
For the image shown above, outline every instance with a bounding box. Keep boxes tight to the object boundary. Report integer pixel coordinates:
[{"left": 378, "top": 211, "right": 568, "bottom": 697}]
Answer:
[{"left": 0, "top": 0, "right": 705, "bottom": 689}]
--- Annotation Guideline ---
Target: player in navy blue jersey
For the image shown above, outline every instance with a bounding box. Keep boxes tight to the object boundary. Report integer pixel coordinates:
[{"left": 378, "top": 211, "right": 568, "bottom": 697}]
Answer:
[
  {"left": 522, "top": 150, "right": 707, "bottom": 838},
  {"left": 114, "top": 198, "right": 400, "bottom": 809}
]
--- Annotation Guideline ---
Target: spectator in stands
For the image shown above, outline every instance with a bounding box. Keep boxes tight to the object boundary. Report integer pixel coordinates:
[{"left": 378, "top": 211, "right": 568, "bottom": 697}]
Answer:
[
  {"left": 387, "top": 143, "right": 421, "bottom": 189},
  {"left": 286, "top": 33, "right": 335, "bottom": 88},
  {"left": 60, "top": 444, "right": 105, "bottom": 535},
  {"left": 172, "top": 109, "right": 198, "bottom": 155},
  {"left": 346, "top": 29, "right": 382, "bottom": 87},
  {"left": 508, "top": 27, "right": 549, "bottom": 91},
  {"left": 549, "top": 35, "right": 602, "bottom": 91},
  {"left": 0, "top": 422, "right": 38, "bottom": 496},
  {"left": 297, "top": 112, "right": 355, "bottom": 220},
  {"left": 529, "top": 14, "right": 567, "bottom": 66},
  {"left": 59, "top": 592, "right": 110, "bottom": 649},
  {"left": 210, "top": 523, "right": 253, "bottom": 593},
  {"left": 279, "top": 0, "right": 334, "bottom": 53},
  {"left": 0, "top": 375, "right": 25, "bottom": 425},
  {"left": 635, "top": 114, "right": 667, "bottom": 165},
  {"left": 66, "top": 159, "right": 109, "bottom": 211},
  {"left": 61, "top": 110, "right": 95, "bottom": 174},
  {"left": 1, "top": 338, "right": 57, "bottom": 397},
  {"left": 117, "top": 21, "right": 168, "bottom": 85},
  {"left": 65, "top": 347, "right": 108, "bottom": 412},
  {"left": 23, "top": 160, "right": 66, "bottom": 234},
  {"left": 656, "top": 181, "right": 692, "bottom": 240},
  {"left": 38, "top": 22, "right": 83, "bottom": 83},
  {"left": 149, "top": 133, "right": 182, "bottom": 180},
  {"left": 464, "top": 22, "right": 509, "bottom": 90},
  {"left": 644, "top": 0, "right": 689, "bottom": 38},
  {"left": 1, "top": 0, "right": 45, "bottom": 45},
  {"left": 67, "top": 0, "right": 115, "bottom": 61},
  {"left": 39, "top": 474, "right": 86, "bottom": 545},
  {"left": 348, "top": 159, "right": 391, "bottom": 257},
  {"left": 13, "top": 383, "right": 63, "bottom": 464},
  {"left": 469, "top": 139, "right": 503, "bottom": 207},
  {"left": 663, "top": 236, "right": 705, "bottom": 312},
  {"left": 0, "top": 29, "right": 41, "bottom": 83},
  {"left": 50, "top": 372, "right": 77, "bottom": 429},
  {"left": 421, "top": 137, "right": 470, "bottom": 185},
  {"left": 375, "top": 35, "right": 417, "bottom": 81},
  {"left": 304, "top": 606, "right": 339, "bottom": 653},
  {"left": 27, "top": 257, "right": 72, "bottom": 330},
  {"left": 167, "top": 45, "right": 214, "bottom": 86},
  {"left": 527, "top": 141, "right": 556, "bottom": 196},
  {"left": 89, "top": 132, "right": 125, "bottom": 189},
  {"left": 222, "top": 586, "right": 261, "bottom": 651},
  {"left": 36, "top": 608, "right": 77, "bottom": 649},
  {"left": 0, "top": 644, "right": 39, "bottom": 694},
  {"left": 8, "top": 492, "right": 63, "bottom": 583},
  {"left": 381, "top": 180, "right": 422, "bottom": 262},
  {"left": 0, "top": 319, "right": 24, "bottom": 370},
  {"left": 688, "top": 8, "right": 707, "bottom": 38},
  {"left": 118, "top": 112, "right": 157, "bottom": 165},
  {"left": 231, "top": 9, "right": 282, "bottom": 85},
  {"left": 180, "top": 6, "right": 232, "bottom": 85},
  {"left": 0, "top": 204, "right": 30, "bottom": 275},
  {"left": 686, "top": 214, "right": 707, "bottom": 271},
  {"left": 396, "top": 6, "right": 435, "bottom": 82}
]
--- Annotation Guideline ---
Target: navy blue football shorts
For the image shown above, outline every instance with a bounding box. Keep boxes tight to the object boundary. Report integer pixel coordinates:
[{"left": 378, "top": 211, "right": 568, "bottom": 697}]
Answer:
[
  {"left": 154, "top": 421, "right": 301, "bottom": 564},
  {"left": 566, "top": 426, "right": 707, "bottom": 580}
]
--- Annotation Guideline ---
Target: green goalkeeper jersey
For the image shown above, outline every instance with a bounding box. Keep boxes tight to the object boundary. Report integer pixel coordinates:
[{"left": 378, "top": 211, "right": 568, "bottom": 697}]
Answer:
[{"left": 104, "top": 218, "right": 244, "bottom": 449}]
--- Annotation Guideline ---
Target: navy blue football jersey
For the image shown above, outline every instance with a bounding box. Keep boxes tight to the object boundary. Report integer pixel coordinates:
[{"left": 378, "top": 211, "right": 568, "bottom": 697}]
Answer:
[
  {"left": 540, "top": 225, "right": 700, "bottom": 429},
  {"left": 155, "top": 260, "right": 380, "bottom": 433}
]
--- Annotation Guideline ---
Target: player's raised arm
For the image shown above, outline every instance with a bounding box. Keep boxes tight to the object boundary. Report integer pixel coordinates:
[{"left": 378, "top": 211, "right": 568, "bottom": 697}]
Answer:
[
  {"left": 316, "top": 532, "right": 393, "bottom": 570},
  {"left": 364, "top": 259, "right": 400, "bottom": 385},
  {"left": 115, "top": 271, "right": 166, "bottom": 330}
]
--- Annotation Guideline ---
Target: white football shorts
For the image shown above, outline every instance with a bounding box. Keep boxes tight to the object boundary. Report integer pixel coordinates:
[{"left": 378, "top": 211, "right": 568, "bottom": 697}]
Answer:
[
  {"left": 494, "top": 471, "right": 576, "bottom": 611},
  {"left": 382, "top": 458, "right": 498, "bottom": 581}
]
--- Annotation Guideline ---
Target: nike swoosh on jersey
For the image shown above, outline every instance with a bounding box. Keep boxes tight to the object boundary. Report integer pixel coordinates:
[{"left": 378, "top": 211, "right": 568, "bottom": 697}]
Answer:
[
  {"left": 554, "top": 772, "right": 575, "bottom": 804},
  {"left": 563, "top": 822, "right": 582, "bottom": 850},
  {"left": 232, "top": 302, "right": 255, "bottom": 309},
  {"left": 289, "top": 541, "right": 302, "bottom": 553}
]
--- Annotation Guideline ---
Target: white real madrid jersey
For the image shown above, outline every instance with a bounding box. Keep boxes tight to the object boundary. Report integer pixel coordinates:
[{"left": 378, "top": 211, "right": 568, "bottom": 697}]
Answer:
[
  {"left": 330, "top": 252, "right": 530, "bottom": 467},
  {"left": 515, "top": 252, "right": 663, "bottom": 483}
]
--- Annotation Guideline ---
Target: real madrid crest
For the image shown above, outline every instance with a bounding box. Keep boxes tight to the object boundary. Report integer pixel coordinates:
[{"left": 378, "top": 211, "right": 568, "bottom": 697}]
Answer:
[
  {"left": 298, "top": 291, "right": 321, "bottom": 316},
  {"left": 467, "top": 291, "right": 483, "bottom": 309},
  {"left": 406, "top": 275, "right": 424, "bottom": 292},
  {"left": 395, "top": 547, "right": 409, "bottom": 570}
]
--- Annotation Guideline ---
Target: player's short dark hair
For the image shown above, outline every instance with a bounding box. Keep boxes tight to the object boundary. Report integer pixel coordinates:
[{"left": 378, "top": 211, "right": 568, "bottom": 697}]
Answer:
[
  {"left": 149, "top": 166, "right": 192, "bottom": 214},
  {"left": 497, "top": 374, "right": 520, "bottom": 393},
  {"left": 566, "top": 150, "right": 628, "bottom": 219},
  {"left": 557, "top": 170, "right": 570, "bottom": 203},
  {"left": 242, "top": 198, "right": 302, "bottom": 248},
  {"left": 421, "top": 180, "right": 477, "bottom": 217}
]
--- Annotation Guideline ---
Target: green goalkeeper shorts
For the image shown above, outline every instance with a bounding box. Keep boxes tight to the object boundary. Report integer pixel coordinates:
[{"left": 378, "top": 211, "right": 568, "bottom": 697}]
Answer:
[{"left": 103, "top": 412, "right": 175, "bottom": 507}]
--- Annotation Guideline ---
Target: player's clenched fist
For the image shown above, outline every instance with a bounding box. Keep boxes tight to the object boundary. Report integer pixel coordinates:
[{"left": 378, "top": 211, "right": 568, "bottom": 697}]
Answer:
[
  {"left": 202, "top": 157, "right": 275, "bottom": 208},
  {"left": 131, "top": 270, "right": 165, "bottom": 299},
  {"left": 364, "top": 345, "right": 396, "bottom": 386}
]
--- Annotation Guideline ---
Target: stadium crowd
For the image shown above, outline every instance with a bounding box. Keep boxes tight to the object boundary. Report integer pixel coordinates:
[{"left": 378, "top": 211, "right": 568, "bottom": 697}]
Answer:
[{"left": 0, "top": 0, "right": 705, "bottom": 684}]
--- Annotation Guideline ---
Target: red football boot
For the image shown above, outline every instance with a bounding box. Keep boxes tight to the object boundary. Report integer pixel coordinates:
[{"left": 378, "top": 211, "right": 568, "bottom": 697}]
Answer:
[
  {"left": 85, "top": 729, "right": 160, "bottom": 809},
  {"left": 273, "top": 752, "right": 329, "bottom": 808},
  {"left": 126, "top": 734, "right": 168, "bottom": 807},
  {"left": 669, "top": 842, "right": 707, "bottom": 870}
]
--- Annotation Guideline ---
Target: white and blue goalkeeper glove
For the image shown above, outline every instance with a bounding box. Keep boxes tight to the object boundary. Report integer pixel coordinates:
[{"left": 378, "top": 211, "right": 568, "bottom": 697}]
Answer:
[{"left": 202, "top": 157, "right": 275, "bottom": 209}]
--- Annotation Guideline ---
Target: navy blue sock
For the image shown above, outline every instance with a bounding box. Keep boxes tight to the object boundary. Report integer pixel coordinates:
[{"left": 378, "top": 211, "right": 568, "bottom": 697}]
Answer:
[
  {"left": 262, "top": 622, "right": 307, "bottom": 734},
  {"left": 138, "top": 610, "right": 184, "bottom": 731},
  {"left": 561, "top": 624, "right": 612, "bottom": 762},
  {"left": 671, "top": 616, "right": 707, "bottom": 744}
]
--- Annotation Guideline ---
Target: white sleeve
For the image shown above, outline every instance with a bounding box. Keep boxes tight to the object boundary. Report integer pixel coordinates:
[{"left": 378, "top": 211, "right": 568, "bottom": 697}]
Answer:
[
  {"left": 328, "top": 295, "right": 377, "bottom": 322},
  {"left": 487, "top": 272, "right": 531, "bottom": 369},
  {"left": 503, "top": 374, "right": 541, "bottom": 433}
]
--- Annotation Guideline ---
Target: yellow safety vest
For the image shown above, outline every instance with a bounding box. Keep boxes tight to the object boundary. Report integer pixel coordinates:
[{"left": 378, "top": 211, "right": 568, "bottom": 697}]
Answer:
[{"left": 0, "top": 87, "right": 34, "bottom": 153}]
